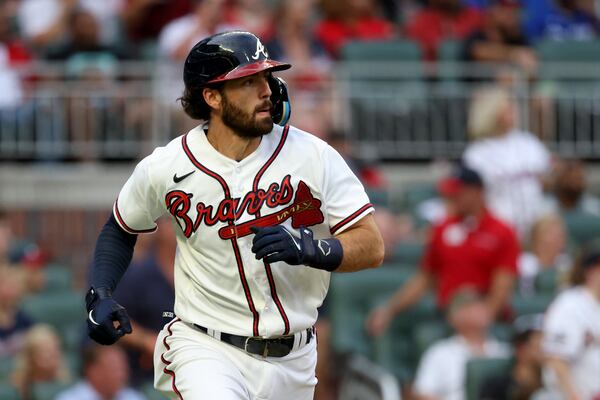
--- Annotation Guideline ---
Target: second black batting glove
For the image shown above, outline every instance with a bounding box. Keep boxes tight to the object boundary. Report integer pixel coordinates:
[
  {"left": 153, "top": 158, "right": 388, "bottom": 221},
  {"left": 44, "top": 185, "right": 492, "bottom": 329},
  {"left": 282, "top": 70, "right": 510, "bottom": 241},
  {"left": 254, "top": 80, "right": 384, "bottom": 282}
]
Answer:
[
  {"left": 85, "top": 287, "right": 132, "bottom": 345},
  {"left": 251, "top": 225, "right": 343, "bottom": 271}
]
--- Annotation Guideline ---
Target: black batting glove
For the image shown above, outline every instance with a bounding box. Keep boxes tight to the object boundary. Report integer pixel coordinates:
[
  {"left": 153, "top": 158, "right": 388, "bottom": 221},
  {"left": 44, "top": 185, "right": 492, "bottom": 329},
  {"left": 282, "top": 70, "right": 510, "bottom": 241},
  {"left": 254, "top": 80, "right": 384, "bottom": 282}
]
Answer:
[
  {"left": 251, "top": 225, "right": 343, "bottom": 271},
  {"left": 85, "top": 287, "right": 132, "bottom": 345}
]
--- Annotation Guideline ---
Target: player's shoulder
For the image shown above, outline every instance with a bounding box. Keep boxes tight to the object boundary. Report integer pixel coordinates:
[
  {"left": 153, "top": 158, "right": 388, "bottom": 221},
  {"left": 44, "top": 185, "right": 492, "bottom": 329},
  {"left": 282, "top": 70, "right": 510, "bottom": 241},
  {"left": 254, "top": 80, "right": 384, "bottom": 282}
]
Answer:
[
  {"left": 133, "top": 133, "right": 188, "bottom": 176},
  {"left": 284, "top": 125, "right": 330, "bottom": 151}
]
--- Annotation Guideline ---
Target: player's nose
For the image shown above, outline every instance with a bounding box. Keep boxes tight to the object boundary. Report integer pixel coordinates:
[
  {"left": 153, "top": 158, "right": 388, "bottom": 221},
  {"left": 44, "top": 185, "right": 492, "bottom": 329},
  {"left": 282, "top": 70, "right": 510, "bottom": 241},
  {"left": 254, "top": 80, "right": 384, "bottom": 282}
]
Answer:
[{"left": 258, "top": 74, "right": 271, "bottom": 99}]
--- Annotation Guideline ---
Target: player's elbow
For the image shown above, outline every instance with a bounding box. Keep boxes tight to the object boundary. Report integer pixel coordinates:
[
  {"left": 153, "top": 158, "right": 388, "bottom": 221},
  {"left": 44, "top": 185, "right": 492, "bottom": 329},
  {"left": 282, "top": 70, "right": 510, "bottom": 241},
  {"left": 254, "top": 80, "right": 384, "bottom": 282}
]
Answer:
[{"left": 367, "top": 234, "right": 385, "bottom": 269}]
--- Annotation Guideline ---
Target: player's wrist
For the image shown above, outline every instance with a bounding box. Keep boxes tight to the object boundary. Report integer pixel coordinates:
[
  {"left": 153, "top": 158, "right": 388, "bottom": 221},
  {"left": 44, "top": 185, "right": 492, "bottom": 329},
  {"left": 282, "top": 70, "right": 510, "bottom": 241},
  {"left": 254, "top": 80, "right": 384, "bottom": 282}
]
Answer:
[
  {"left": 85, "top": 286, "right": 113, "bottom": 310},
  {"left": 303, "top": 230, "right": 343, "bottom": 272}
]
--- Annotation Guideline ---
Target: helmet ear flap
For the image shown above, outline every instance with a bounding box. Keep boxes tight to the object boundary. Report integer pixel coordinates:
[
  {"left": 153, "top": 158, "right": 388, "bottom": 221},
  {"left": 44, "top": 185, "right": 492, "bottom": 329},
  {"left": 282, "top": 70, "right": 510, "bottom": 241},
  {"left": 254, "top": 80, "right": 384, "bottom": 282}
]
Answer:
[{"left": 269, "top": 76, "right": 291, "bottom": 126}]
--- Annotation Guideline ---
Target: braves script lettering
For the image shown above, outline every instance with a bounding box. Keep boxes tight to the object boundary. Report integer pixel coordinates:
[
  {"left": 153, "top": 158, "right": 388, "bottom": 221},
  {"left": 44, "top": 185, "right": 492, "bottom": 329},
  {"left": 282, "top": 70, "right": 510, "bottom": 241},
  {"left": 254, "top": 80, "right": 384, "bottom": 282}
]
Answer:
[{"left": 167, "top": 175, "right": 324, "bottom": 239}]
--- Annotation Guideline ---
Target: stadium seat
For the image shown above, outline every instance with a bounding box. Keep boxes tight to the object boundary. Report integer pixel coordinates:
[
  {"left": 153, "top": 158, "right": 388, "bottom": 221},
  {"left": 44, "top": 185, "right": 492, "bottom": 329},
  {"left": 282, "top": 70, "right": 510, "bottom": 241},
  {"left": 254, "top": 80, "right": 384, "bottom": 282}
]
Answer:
[
  {"left": 411, "top": 319, "right": 450, "bottom": 363},
  {"left": 392, "top": 242, "right": 425, "bottom": 266},
  {"left": 0, "top": 356, "right": 16, "bottom": 380},
  {"left": 31, "top": 381, "right": 70, "bottom": 400},
  {"left": 373, "top": 295, "right": 439, "bottom": 382},
  {"left": 141, "top": 382, "right": 169, "bottom": 400},
  {"left": 328, "top": 268, "right": 413, "bottom": 357},
  {"left": 42, "top": 264, "right": 72, "bottom": 292},
  {"left": 465, "top": 357, "right": 512, "bottom": 400},
  {"left": 535, "top": 269, "right": 559, "bottom": 294},
  {"left": 341, "top": 40, "right": 422, "bottom": 62},
  {"left": 537, "top": 40, "right": 600, "bottom": 63},
  {"left": 511, "top": 294, "right": 554, "bottom": 316},
  {"left": 561, "top": 211, "right": 600, "bottom": 247},
  {"left": 0, "top": 383, "right": 19, "bottom": 400},
  {"left": 21, "top": 291, "right": 85, "bottom": 329}
]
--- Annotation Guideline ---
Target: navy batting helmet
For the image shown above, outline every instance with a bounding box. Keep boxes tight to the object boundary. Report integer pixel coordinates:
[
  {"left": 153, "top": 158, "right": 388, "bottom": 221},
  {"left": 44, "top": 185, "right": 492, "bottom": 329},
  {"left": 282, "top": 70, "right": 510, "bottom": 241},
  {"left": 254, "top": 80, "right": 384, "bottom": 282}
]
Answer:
[{"left": 182, "top": 31, "right": 292, "bottom": 125}]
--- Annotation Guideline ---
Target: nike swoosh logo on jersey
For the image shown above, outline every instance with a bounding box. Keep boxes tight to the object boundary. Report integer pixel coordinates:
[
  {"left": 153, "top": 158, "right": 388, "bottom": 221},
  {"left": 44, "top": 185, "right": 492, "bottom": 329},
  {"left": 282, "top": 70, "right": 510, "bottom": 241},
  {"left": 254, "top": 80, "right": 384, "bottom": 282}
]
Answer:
[{"left": 173, "top": 171, "right": 195, "bottom": 183}]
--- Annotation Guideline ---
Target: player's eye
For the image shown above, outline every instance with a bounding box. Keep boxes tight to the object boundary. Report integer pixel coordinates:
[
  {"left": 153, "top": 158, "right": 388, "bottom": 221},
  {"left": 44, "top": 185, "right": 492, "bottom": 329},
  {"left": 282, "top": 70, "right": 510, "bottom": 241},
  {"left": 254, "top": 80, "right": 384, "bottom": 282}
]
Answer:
[{"left": 244, "top": 78, "right": 254, "bottom": 86}]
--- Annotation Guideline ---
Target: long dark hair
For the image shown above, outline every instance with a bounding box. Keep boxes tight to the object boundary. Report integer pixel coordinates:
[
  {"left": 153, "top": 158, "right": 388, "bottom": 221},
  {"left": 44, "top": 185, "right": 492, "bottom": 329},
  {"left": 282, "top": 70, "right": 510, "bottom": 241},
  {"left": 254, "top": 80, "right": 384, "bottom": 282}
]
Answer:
[{"left": 178, "top": 83, "right": 223, "bottom": 120}]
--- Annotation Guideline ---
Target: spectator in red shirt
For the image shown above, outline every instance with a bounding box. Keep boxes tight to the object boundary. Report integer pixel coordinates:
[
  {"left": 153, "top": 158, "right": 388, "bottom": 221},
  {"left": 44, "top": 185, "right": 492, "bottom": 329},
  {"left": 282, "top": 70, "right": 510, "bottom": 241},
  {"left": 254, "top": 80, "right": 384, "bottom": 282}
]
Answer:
[
  {"left": 315, "top": 0, "right": 395, "bottom": 58},
  {"left": 366, "top": 165, "right": 519, "bottom": 336},
  {"left": 406, "top": 0, "right": 483, "bottom": 60}
]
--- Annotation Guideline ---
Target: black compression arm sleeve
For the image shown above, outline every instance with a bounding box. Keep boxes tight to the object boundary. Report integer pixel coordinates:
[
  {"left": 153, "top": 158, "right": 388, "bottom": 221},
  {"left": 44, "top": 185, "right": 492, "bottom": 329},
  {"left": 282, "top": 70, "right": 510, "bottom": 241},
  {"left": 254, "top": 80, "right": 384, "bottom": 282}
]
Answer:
[{"left": 90, "top": 214, "right": 138, "bottom": 291}]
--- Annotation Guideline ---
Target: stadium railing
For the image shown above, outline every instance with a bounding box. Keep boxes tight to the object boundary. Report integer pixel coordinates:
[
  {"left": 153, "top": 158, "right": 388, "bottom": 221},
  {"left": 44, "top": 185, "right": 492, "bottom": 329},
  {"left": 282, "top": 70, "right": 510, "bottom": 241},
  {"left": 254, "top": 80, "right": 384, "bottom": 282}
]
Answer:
[{"left": 1, "top": 61, "right": 600, "bottom": 162}]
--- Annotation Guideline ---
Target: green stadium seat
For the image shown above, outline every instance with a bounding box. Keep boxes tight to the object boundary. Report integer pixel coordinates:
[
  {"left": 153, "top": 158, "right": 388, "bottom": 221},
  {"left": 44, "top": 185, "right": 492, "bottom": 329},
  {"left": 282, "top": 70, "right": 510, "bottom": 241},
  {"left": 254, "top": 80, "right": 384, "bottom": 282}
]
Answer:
[
  {"left": 341, "top": 40, "right": 422, "bottom": 62},
  {"left": 21, "top": 291, "right": 85, "bottom": 330},
  {"left": 0, "top": 356, "right": 16, "bottom": 380},
  {"left": 465, "top": 357, "right": 512, "bottom": 400},
  {"left": 31, "top": 381, "right": 71, "bottom": 400},
  {"left": 561, "top": 211, "right": 600, "bottom": 247},
  {"left": 0, "top": 383, "right": 19, "bottom": 400},
  {"left": 328, "top": 268, "right": 413, "bottom": 357},
  {"left": 392, "top": 242, "right": 425, "bottom": 265},
  {"left": 490, "top": 323, "right": 514, "bottom": 342},
  {"left": 535, "top": 269, "right": 559, "bottom": 294},
  {"left": 412, "top": 319, "right": 450, "bottom": 363},
  {"left": 438, "top": 40, "right": 463, "bottom": 62},
  {"left": 511, "top": 294, "right": 554, "bottom": 316},
  {"left": 141, "top": 382, "right": 169, "bottom": 400},
  {"left": 373, "top": 295, "right": 439, "bottom": 382},
  {"left": 42, "top": 264, "right": 72, "bottom": 292},
  {"left": 537, "top": 40, "right": 600, "bottom": 63}
]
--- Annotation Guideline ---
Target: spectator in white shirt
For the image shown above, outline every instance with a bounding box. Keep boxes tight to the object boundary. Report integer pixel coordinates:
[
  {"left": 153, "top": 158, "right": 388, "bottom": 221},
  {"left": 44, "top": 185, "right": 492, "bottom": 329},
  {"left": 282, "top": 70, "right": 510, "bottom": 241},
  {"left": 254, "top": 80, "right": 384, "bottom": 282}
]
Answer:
[
  {"left": 463, "top": 86, "right": 552, "bottom": 241},
  {"left": 541, "top": 247, "right": 600, "bottom": 400},
  {"left": 413, "top": 288, "right": 511, "bottom": 400},
  {"left": 56, "top": 344, "right": 145, "bottom": 400}
]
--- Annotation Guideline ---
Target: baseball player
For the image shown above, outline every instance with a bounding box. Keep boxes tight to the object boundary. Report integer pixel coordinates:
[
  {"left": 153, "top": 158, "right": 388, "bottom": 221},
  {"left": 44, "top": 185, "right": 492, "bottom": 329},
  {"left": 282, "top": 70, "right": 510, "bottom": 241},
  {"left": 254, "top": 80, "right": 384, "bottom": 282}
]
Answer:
[
  {"left": 84, "top": 30, "right": 384, "bottom": 400},
  {"left": 541, "top": 247, "right": 600, "bottom": 400}
]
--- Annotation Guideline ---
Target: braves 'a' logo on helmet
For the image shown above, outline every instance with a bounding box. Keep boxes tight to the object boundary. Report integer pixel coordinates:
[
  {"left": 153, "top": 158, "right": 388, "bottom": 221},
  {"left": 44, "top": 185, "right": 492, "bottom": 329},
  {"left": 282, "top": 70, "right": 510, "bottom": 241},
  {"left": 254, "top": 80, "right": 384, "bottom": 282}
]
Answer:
[{"left": 251, "top": 39, "right": 269, "bottom": 60}]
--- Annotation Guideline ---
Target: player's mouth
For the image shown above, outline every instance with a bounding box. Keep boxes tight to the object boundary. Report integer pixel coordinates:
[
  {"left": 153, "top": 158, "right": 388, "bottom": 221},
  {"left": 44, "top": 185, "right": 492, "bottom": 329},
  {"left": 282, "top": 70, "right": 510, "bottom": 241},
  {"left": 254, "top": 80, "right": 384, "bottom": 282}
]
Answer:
[{"left": 255, "top": 102, "right": 273, "bottom": 117}]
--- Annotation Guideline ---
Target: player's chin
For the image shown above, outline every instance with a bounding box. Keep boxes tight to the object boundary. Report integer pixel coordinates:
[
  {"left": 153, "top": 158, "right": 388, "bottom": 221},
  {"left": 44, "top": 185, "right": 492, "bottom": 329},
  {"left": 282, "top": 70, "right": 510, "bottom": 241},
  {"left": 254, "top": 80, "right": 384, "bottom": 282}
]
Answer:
[{"left": 255, "top": 113, "right": 274, "bottom": 130}]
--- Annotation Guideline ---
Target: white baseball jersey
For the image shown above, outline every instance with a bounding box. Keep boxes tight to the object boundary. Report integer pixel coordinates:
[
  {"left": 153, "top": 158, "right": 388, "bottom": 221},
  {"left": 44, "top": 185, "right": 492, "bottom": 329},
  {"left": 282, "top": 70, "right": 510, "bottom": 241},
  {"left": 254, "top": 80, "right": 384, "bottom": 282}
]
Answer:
[
  {"left": 113, "top": 123, "right": 373, "bottom": 338},
  {"left": 542, "top": 286, "right": 600, "bottom": 399},
  {"left": 463, "top": 129, "right": 551, "bottom": 240}
]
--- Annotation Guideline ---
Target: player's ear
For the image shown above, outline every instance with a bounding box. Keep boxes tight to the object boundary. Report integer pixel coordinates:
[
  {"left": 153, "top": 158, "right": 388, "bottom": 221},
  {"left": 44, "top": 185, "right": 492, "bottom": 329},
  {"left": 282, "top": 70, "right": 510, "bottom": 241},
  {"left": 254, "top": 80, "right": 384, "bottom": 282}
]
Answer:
[{"left": 203, "top": 87, "right": 222, "bottom": 111}]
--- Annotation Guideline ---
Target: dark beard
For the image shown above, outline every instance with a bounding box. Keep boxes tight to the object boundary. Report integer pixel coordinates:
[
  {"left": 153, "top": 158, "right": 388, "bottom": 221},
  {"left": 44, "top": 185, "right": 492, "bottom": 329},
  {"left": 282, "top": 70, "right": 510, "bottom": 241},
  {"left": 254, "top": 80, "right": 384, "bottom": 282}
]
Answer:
[{"left": 221, "top": 94, "right": 273, "bottom": 138}]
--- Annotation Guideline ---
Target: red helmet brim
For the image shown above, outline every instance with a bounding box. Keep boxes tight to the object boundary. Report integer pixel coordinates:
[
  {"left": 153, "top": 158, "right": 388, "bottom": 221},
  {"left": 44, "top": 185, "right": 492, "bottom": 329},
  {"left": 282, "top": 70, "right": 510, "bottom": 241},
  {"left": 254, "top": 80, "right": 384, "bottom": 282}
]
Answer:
[{"left": 207, "top": 60, "right": 291, "bottom": 84}]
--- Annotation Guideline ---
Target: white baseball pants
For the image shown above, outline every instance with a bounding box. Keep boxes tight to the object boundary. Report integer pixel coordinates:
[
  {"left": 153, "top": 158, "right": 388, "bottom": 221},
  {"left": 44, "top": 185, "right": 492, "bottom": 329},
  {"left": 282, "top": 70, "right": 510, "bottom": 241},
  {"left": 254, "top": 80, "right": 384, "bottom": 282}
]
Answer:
[{"left": 154, "top": 318, "right": 318, "bottom": 400}]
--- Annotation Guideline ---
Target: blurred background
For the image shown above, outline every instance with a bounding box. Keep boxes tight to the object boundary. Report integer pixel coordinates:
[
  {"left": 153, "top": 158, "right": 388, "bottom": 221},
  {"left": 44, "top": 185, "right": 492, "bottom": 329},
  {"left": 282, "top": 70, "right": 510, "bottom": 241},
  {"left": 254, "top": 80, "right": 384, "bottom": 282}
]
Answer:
[{"left": 1, "top": 0, "right": 600, "bottom": 399}]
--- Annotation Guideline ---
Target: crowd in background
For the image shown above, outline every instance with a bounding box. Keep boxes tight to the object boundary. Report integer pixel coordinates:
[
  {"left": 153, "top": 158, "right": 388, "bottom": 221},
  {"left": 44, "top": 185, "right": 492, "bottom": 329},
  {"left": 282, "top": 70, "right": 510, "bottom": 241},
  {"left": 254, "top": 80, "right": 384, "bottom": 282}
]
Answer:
[{"left": 1, "top": 0, "right": 600, "bottom": 399}]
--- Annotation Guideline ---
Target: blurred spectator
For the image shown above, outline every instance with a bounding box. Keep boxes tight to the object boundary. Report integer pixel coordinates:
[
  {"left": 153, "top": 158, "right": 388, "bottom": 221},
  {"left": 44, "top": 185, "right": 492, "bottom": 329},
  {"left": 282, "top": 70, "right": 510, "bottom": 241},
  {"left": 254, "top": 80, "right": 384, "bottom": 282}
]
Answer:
[
  {"left": 315, "top": 0, "right": 395, "bottom": 58},
  {"left": 518, "top": 214, "right": 571, "bottom": 295},
  {"left": 157, "top": 0, "right": 237, "bottom": 61},
  {"left": 224, "top": 0, "right": 275, "bottom": 41},
  {"left": 47, "top": 9, "right": 123, "bottom": 61},
  {"left": 480, "top": 314, "right": 544, "bottom": 400},
  {"left": 541, "top": 247, "right": 600, "bottom": 400},
  {"left": 366, "top": 166, "right": 519, "bottom": 337},
  {"left": 327, "top": 131, "right": 388, "bottom": 192},
  {"left": 0, "top": 1, "right": 30, "bottom": 110},
  {"left": 463, "top": 86, "right": 552, "bottom": 240},
  {"left": 56, "top": 344, "right": 145, "bottom": 400},
  {"left": 406, "top": 0, "right": 483, "bottom": 60},
  {"left": 113, "top": 219, "right": 175, "bottom": 387},
  {"left": 0, "top": 267, "right": 34, "bottom": 358},
  {"left": 17, "top": 0, "right": 79, "bottom": 50},
  {"left": 120, "top": 0, "right": 191, "bottom": 45},
  {"left": 18, "top": 0, "right": 123, "bottom": 50},
  {"left": 12, "top": 324, "right": 71, "bottom": 399},
  {"left": 463, "top": 0, "right": 538, "bottom": 79},
  {"left": 266, "top": 0, "right": 332, "bottom": 83},
  {"left": 548, "top": 158, "right": 600, "bottom": 216},
  {"left": 524, "top": 0, "right": 599, "bottom": 42},
  {"left": 412, "top": 289, "right": 511, "bottom": 400}
]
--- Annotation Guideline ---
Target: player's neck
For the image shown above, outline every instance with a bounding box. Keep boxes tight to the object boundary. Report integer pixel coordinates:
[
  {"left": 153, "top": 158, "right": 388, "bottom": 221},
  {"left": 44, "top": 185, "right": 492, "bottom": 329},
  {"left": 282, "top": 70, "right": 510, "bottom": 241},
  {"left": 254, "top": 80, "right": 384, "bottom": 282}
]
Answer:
[{"left": 205, "top": 120, "right": 262, "bottom": 162}]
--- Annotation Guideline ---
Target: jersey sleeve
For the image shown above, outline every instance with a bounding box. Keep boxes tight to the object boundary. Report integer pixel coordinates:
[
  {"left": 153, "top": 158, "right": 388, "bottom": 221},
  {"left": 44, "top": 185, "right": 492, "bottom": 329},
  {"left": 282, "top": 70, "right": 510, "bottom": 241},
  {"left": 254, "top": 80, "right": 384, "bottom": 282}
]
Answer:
[
  {"left": 542, "top": 298, "right": 583, "bottom": 360},
  {"left": 321, "top": 145, "right": 374, "bottom": 235},
  {"left": 113, "top": 156, "right": 165, "bottom": 234}
]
